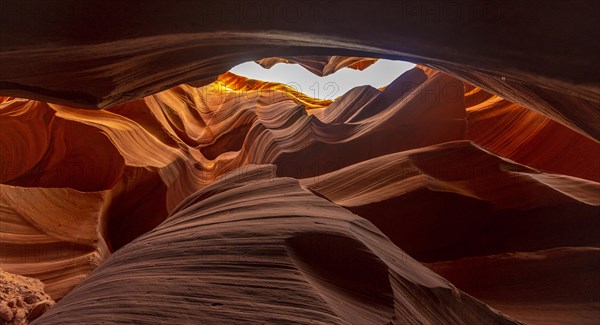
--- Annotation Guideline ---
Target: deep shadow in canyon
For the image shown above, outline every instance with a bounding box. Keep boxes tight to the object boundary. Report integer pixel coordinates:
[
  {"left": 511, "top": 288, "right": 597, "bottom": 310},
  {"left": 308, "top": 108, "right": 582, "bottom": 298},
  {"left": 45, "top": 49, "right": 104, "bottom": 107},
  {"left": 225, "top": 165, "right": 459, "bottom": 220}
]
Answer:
[{"left": 0, "top": 1, "right": 599, "bottom": 324}]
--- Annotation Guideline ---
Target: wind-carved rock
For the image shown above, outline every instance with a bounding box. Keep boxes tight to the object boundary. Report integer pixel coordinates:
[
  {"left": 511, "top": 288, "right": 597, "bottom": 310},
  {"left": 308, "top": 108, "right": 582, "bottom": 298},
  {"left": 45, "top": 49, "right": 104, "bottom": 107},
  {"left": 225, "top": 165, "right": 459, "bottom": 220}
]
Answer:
[{"left": 0, "top": 63, "right": 598, "bottom": 324}]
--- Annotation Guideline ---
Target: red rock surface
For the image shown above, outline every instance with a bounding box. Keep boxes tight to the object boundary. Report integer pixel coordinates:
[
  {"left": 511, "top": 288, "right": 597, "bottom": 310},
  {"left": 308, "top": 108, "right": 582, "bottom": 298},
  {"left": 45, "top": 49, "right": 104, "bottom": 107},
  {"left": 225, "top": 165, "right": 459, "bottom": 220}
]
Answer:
[
  {"left": 1, "top": 1, "right": 598, "bottom": 141},
  {"left": 32, "top": 165, "right": 521, "bottom": 324},
  {"left": 0, "top": 268, "right": 54, "bottom": 324},
  {"left": 0, "top": 2, "right": 599, "bottom": 324},
  {"left": 1, "top": 64, "right": 598, "bottom": 324},
  {"left": 256, "top": 56, "right": 378, "bottom": 76}
]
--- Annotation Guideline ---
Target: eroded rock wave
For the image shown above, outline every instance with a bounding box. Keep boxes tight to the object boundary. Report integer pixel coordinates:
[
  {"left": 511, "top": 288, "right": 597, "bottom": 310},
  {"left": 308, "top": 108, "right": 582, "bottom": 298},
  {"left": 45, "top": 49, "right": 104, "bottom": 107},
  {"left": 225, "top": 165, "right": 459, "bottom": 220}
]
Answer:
[
  {"left": 0, "top": 64, "right": 598, "bottom": 324},
  {"left": 32, "top": 165, "right": 520, "bottom": 325}
]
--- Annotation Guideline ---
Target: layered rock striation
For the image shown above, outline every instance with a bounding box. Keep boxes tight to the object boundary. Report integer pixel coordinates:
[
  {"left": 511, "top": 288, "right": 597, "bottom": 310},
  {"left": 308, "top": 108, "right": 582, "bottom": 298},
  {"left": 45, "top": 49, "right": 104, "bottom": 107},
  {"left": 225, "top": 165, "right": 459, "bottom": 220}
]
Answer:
[{"left": 0, "top": 59, "right": 598, "bottom": 324}]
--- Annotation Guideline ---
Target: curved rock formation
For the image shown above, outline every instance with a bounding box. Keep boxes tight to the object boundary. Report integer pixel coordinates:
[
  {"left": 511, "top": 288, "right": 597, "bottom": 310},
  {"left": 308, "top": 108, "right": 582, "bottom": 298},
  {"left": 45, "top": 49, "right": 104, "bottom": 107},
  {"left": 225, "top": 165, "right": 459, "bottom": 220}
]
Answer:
[
  {"left": 1, "top": 58, "right": 598, "bottom": 323},
  {"left": 464, "top": 85, "right": 600, "bottom": 182},
  {"left": 1, "top": 1, "right": 599, "bottom": 141},
  {"left": 427, "top": 247, "right": 600, "bottom": 325},
  {"left": 2, "top": 4, "right": 598, "bottom": 325},
  {"left": 33, "top": 165, "right": 520, "bottom": 325},
  {"left": 2, "top": 0, "right": 600, "bottom": 313},
  {"left": 256, "top": 56, "right": 378, "bottom": 76}
]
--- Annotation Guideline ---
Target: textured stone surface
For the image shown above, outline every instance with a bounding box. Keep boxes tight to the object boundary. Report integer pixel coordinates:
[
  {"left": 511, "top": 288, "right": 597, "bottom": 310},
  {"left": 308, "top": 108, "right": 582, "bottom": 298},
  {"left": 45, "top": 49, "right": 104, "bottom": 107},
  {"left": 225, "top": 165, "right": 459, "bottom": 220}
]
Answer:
[
  {"left": 33, "top": 165, "right": 520, "bottom": 325},
  {"left": 0, "top": 2, "right": 598, "bottom": 322},
  {"left": 0, "top": 269, "right": 54, "bottom": 324},
  {"left": 1, "top": 1, "right": 598, "bottom": 139},
  {"left": 1, "top": 64, "right": 598, "bottom": 323}
]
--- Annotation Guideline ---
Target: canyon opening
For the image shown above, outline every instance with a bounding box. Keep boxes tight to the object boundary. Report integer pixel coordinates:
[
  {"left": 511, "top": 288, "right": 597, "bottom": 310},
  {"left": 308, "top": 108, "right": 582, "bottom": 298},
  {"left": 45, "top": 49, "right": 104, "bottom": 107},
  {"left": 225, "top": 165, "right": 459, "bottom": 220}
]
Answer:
[{"left": 0, "top": 1, "right": 599, "bottom": 325}]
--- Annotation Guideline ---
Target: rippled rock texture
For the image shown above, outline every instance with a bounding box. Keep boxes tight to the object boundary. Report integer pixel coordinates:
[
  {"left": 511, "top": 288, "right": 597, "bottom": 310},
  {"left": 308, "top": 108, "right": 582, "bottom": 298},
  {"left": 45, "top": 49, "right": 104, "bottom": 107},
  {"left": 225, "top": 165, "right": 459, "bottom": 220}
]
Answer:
[
  {"left": 1, "top": 2, "right": 599, "bottom": 323},
  {"left": 1, "top": 63, "right": 598, "bottom": 324},
  {"left": 33, "top": 165, "right": 521, "bottom": 324}
]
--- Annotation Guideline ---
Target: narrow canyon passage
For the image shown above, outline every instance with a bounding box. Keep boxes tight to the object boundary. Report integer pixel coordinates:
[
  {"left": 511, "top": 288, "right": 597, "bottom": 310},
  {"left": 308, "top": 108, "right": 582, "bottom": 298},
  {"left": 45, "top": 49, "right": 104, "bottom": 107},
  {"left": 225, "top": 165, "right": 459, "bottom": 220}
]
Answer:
[{"left": 1, "top": 2, "right": 599, "bottom": 324}]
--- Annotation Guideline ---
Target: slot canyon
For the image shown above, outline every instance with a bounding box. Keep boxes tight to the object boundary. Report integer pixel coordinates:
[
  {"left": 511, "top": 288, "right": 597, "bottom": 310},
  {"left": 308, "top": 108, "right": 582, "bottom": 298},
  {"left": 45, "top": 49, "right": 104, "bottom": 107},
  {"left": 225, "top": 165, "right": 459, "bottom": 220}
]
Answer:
[{"left": 0, "top": 1, "right": 599, "bottom": 324}]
